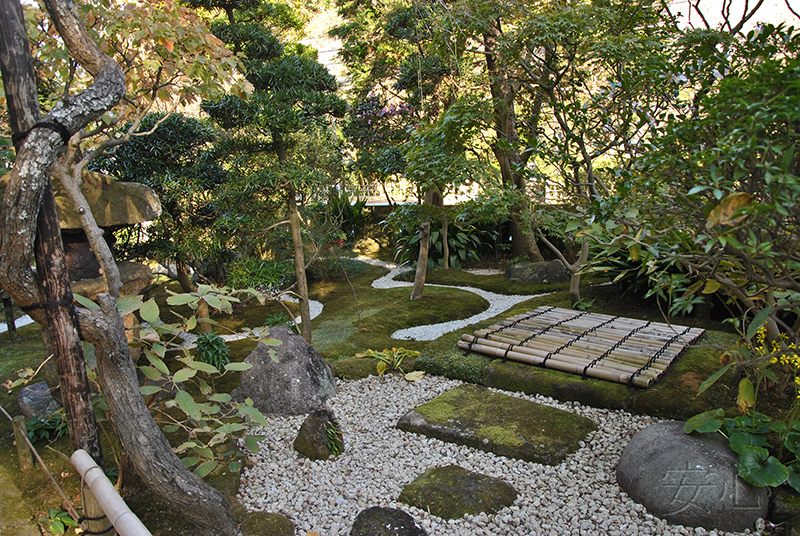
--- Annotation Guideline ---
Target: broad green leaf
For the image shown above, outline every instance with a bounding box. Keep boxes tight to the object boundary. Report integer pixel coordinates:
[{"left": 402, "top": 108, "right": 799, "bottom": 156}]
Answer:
[
  {"left": 175, "top": 441, "right": 199, "bottom": 453},
  {"left": 164, "top": 425, "right": 179, "bottom": 433},
  {"left": 194, "top": 460, "right": 218, "bottom": 478},
  {"left": 683, "top": 408, "right": 724, "bottom": 434},
  {"left": 140, "top": 298, "right": 161, "bottom": 326},
  {"left": 139, "top": 385, "right": 162, "bottom": 396},
  {"left": 209, "top": 393, "right": 232, "bottom": 403},
  {"left": 204, "top": 294, "right": 224, "bottom": 311},
  {"left": 187, "top": 360, "right": 219, "bottom": 374},
  {"left": 785, "top": 431, "right": 800, "bottom": 457},
  {"left": 229, "top": 461, "right": 241, "bottom": 472},
  {"left": 140, "top": 366, "right": 164, "bottom": 381},
  {"left": 176, "top": 390, "right": 201, "bottom": 420},
  {"left": 260, "top": 338, "right": 282, "bottom": 346},
  {"left": 239, "top": 405, "right": 269, "bottom": 427},
  {"left": 180, "top": 456, "right": 200, "bottom": 468},
  {"left": 217, "top": 423, "right": 246, "bottom": 434},
  {"left": 116, "top": 295, "right": 143, "bottom": 317},
  {"left": 225, "top": 362, "right": 253, "bottom": 372},
  {"left": 747, "top": 306, "right": 774, "bottom": 341},
  {"left": 244, "top": 435, "right": 264, "bottom": 453},
  {"left": 74, "top": 294, "right": 100, "bottom": 310},
  {"left": 737, "top": 446, "right": 788, "bottom": 487},
  {"left": 376, "top": 361, "right": 387, "bottom": 375},
  {"left": 788, "top": 464, "right": 800, "bottom": 493},
  {"left": 173, "top": 367, "right": 197, "bottom": 384},
  {"left": 166, "top": 294, "right": 197, "bottom": 306},
  {"left": 697, "top": 363, "right": 732, "bottom": 395},
  {"left": 729, "top": 432, "right": 767, "bottom": 454},
  {"left": 146, "top": 353, "right": 170, "bottom": 375}
]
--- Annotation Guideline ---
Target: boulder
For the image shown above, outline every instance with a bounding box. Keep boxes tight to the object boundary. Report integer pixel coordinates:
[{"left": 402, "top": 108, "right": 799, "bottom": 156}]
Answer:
[
  {"left": 771, "top": 487, "right": 800, "bottom": 524},
  {"left": 240, "top": 512, "right": 295, "bottom": 536},
  {"left": 504, "top": 260, "right": 569, "bottom": 284},
  {"left": 398, "top": 465, "right": 516, "bottom": 519},
  {"left": 617, "top": 420, "right": 768, "bottom": 532},
  {"left": 293, "top": 409, "right": 344, "bottom": 460},
  {"left": 17, "top": 381, "right": 60, "bottom": 420},
  {"left": 350, "top": 507, "right": 427, "bottom": 536},
  {"left": 396, "top": 384, "right": 595, "bottom": 465},
  {"left": 232, "top": 325, "right": 337, "bottom": 415}
]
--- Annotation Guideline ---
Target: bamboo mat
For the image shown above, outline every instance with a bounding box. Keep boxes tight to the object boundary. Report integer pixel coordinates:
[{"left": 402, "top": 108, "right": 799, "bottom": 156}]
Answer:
[{"left": 457, "top": 306, "right": 705, "bottom": 388}]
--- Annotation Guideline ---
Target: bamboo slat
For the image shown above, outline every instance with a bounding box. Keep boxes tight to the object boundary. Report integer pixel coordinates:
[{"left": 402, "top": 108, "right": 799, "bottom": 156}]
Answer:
[{"left": 460, "top": 306, "right": 704, "bottom": 388}]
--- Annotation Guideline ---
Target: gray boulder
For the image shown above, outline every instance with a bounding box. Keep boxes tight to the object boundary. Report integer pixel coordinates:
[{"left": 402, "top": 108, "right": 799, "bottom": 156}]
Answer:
[
  {"left": 505, "top": 260, "right": 569, "bottom": 284},
  {"left": 231, "top": 325, "right": 336, "bottom": 415},
  {"left": 17, "top": 381, "right": 60, "bottom": 420},
  {"left": 293, "top": 409, "right": 344, "bottom": 460},
  {"left": 617, "top": 420, "right": 768, "bottom": 532},
  {"left": 398, "top": 465, "right": 517, "bottom": 520},
  {"left": 350, "top": 507, "right": 427, "bottom": 536}
]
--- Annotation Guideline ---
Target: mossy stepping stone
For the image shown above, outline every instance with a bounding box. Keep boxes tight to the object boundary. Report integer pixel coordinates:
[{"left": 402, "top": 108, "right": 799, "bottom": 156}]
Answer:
[
  {"left": 396, "top": 384, "right": 595, "bottom": 465},
  {"left": 398, "top": 465, "right": 516, "bottom": 520}
]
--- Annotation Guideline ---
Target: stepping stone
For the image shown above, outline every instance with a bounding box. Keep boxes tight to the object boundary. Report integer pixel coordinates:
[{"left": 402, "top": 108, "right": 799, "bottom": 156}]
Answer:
[
  {"left": 350, "top": 507, "right": 427, "bottom": 535},
  {"left": 396, "top": 384, "right": 595, "bottom": 465},
  {"left": 398, "top": 465, "right": 516, "bottom": 520}
]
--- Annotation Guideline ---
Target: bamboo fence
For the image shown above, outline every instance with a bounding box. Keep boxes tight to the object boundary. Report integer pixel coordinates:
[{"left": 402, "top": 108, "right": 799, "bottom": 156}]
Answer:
[{"left": 457, "top": 306, "right": 704, "bottom": 388}]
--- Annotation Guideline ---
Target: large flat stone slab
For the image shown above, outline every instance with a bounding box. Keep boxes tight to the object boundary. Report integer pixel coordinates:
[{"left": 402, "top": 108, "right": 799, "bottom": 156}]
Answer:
[
  {"left": 398, "top": 465, "right": 516, "bottom": 520},
  {"left": 396, "top": 384, "right": 596, "bottom": 465}
]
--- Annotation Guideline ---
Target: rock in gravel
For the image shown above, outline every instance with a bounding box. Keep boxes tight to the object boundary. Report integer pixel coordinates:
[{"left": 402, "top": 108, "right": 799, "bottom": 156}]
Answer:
[
  {"left": 240, "top": 512, "right": 295, "bottom": 536},
  {"left": 396, "top": 384, "right": 596, "bottom": 464},
  {"left": 232, "top": 325, "right": 336, "bottom": 415},
  {"left": 617, "top": 420, "right": 768, "bottom": 532},
  {"left": 350, "top": 507, "right": 427, "bottom": 536},
  {"left": 294, "top": 409, "right": 344, "bottom": 460},
  {"left": 399, "top": 465, "right": 517, "bottom": 519}
]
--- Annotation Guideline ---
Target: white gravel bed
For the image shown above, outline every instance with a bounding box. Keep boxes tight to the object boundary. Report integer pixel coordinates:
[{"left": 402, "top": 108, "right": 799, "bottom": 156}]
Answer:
[{"left": 239, "top": 375, "right": 760, "bottom": 536}]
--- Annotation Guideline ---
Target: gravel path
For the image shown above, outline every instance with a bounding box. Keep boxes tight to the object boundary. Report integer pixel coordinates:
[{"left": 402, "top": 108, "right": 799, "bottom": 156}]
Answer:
[{"left": 239, "top": 374, "right": 761, "bottom": 536}]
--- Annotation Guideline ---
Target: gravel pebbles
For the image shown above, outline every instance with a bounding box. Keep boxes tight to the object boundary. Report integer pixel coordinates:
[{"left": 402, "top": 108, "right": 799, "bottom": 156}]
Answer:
[{"left": 239, "top": 374, "right": 761, "bottom": 536}]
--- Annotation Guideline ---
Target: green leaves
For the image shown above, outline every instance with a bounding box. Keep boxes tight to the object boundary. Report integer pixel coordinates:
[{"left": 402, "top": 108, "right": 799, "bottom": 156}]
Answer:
[
  {"left": 683, "top": 409, "right": 724, "bottom": 434},
  {"left": 737, "top": 446, "right": 789, "bottom": 487}
]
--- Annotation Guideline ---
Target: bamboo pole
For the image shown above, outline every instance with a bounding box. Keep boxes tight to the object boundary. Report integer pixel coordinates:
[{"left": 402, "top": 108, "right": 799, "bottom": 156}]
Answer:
[
  {"left": 458, "top": 340, "right": 654, "bottom": 388},
  {"left": 71, "top": 449, "right": 152, "bottom": 536}
]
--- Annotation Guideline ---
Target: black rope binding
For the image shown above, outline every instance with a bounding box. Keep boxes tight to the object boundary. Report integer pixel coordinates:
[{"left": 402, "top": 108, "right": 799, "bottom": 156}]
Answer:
[
  {"left": 19, "top": 292, "right": 74, "bottom": 313},
  {"left": 543, "top": 315, "right": 619, "bottom": 366},
  {"left": 484, "top": 306, "right": 556, "bottom": 340},
  {"left": 77, "top": 514, "right": 114, "bottom": 535},
  {"left": 627, "top": 326, "right": 693, "bottom": 386},
  {"left": 12, "top": 120, "right": 71, "bottom": 146},
  {"left": 582, "top": 321, "right": 652, "bottom": 378}
]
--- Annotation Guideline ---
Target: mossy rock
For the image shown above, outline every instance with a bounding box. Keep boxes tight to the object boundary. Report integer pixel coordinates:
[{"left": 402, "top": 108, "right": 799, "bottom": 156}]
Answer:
[
  {"left": 241, "top": 512, "right": 295, "bottom": 536},
  {"left": 398, "top": 465, "right": 516, "bottom": 520},
  {"left": 481, "top": 359, "right": 632, "bottom": 410},
  {"left": 772, "top": 487, "right": 800, "bottom": 524},
  {"left": 397, "top": 384, "right": 596, "bottom": 465}
]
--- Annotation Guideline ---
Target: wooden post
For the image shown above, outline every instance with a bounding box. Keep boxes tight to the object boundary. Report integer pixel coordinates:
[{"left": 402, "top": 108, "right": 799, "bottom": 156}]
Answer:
[
  {"left": 82, "top": 485, "right": 115, "bottom": 536},
  {"left": 12, "top": 415, "right": 34, "bottom": 472}
]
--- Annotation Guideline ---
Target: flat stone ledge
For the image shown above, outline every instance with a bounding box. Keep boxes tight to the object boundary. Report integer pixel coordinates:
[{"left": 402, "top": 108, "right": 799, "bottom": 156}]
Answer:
[{"left": 396, "top": 383, "right": 596, "bottom": 465}]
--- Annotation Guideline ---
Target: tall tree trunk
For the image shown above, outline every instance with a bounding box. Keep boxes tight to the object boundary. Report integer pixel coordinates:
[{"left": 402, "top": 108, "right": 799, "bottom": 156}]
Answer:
[
  {"left": 0, "top": 0, "right": 103, "bottom": 465},
  {"left": 484, "top": 20, "right": 545, "bottom": 262},
  {"left": 275, "top": 132, "right": 312, "bottom": 342},
  {"left": 410, "top": 189, "right": 435, "bottom": 300},
  {"left": 2, "top": 290, "right": 17, "bottom": 340}
]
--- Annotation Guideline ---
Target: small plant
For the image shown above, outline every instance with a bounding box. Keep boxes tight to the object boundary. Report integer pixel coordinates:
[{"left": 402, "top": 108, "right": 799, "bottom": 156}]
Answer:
[
  {"left": 40, "top": 509, "right": 79, "bottom": 535},
  {"left": 573, "top": 297, "right": 596, "bottom": 311},
  {"left": 324, "top": 419, "right": 344, "bottom": 456},
  {"left": 264, "top": 312, "right": 292, "bottom": 327},
  {"left": 355, "top": 347, "right": 424, "bottom": 381},
  {"left": 194, "top": 331, "right": 230, "bottom": 371},
  {"left": 27, "top": 410, "right": 68, "bottom": 443}
]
